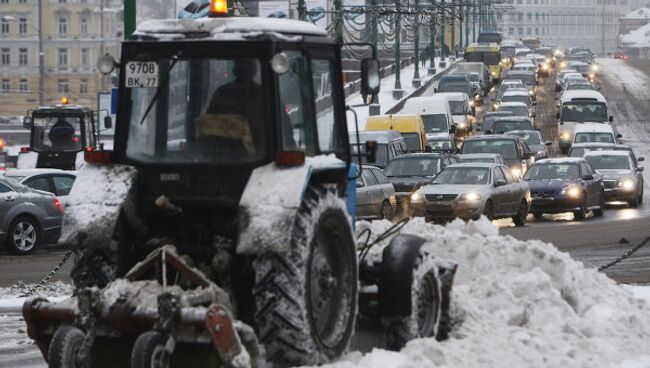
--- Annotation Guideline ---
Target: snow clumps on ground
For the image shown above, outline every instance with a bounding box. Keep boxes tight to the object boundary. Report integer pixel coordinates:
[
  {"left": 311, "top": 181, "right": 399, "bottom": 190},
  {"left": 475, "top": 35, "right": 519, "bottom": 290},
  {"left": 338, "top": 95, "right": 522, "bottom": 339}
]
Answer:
[{"left": 330, "top": 218, "right": 650, "bottom": 368}]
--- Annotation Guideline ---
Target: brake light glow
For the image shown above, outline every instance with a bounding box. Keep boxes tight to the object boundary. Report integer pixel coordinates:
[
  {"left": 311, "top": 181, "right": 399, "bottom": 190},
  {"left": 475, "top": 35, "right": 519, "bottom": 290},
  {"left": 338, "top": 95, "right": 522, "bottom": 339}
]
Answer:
[
  {"left": 20, "top": 147, "right": 29, "bottom": 153},
  {"left": 53, "top": 198, "right": 64, "bottom": 214},
  {"left": 85, "top": 150, "right": 113, "bottom": 164},
  {"left": 276, "top": 151, "right": 305, "bottom": 167}
]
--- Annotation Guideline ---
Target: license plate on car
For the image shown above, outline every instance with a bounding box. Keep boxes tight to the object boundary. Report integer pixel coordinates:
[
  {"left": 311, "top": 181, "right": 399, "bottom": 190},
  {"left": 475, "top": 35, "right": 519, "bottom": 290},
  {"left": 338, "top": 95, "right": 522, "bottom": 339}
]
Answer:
[{"left": 125, "top": 62, "right": 159, "bottom": 88}]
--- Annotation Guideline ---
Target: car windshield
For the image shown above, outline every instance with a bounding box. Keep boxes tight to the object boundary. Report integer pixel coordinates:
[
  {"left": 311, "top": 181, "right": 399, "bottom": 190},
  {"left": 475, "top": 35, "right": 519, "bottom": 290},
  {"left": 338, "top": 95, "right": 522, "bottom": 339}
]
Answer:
[
  {"left": 125, "top": 57, "right": 269, "bottom": 164},
  {"left": 433, "top": 167, "right": 490, "bottom": 185},
  {"left": 384, "top": 157, "right": 440, "bottom": 177},
  {"left": 422, "top": 114, "right": 448, "bottom": 133},
  {"left": 574, "top": 132, "right": 614, "bottom": 144},
  {"left": 502, "top": 95, "right": 530, "bottom": 106},
  {"left": 448, "top": 101, "right": 466, "bottom": 115},
  {"left": 492, "top": 120, "right": 533, "bottom": 133},
  {"left": 461, "top": 157, "right": 496, "bottom": 163},
  {"left": 439, "top": 84, "right": 472, "bottom": 95},
  {"left": 585, "top": 155, "right": 632, "bottom": 170},
  {"left": 524, "top": 164, "right": 580, "bottom": 180},
  {"left": 351, "top": 143, "right": 388, "bottom": 167},
  {"left": 561, "top": 102, "right": 608, "bottom": 122},
  {"left": 427, "top": 139, "right": 454, "bottom": 151},
  {"left": 567, "top": 84, "right": 593, "bottom": 90},
  {"left": 402, "top": 133, "right": 421, "bottom": 151},
  {"left": 462, "top": 139, "right": 518, "bottom": 159},
  {"left": 499, "top": 106, "right": 529, "bottom": 117},
  {"left": 508, "top": 131, "right": 541, "bottom": 145},
  {"left": 31, "top": 115, "right": 84, "bottom": 152},
  {"left": 505, "top": 73, "right": 535, "bottom": 85}
]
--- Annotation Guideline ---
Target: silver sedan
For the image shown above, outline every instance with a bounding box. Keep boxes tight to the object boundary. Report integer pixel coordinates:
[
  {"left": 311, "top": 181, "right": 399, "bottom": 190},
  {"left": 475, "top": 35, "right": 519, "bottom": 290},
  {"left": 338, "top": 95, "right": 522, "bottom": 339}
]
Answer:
[{"left": 410, "top": 163, "right": 531, "bottom": 225}]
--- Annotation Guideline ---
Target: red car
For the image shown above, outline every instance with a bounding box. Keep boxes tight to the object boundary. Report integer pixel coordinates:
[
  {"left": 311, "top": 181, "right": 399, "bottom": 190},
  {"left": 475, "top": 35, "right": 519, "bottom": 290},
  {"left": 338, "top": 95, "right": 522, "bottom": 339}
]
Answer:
[{"left": 613, "top": 52, "right": 630, "bottom": 60}]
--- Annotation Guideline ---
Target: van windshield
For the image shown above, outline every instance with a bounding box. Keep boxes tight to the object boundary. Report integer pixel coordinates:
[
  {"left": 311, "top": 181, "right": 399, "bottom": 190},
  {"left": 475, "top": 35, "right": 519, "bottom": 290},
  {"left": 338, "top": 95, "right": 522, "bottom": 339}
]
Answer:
[
  {"left": 449, "top": 101, "right": 466, "bottom": 115},
  {"left": 422, "top": 114, "right": 449, "bottom": 133},
  {"left": 561, "top": 102, "right": 608, "bottom": 122},
  {"left": 574, "top": 132, "right": 614, "bottom": 144}
]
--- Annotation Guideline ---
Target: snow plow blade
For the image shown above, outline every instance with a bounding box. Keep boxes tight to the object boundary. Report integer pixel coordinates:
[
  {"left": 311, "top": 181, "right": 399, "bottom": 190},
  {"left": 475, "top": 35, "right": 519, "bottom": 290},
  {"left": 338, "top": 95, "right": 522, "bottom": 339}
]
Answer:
[{"left": 22, "top": 246, "right": 262, "bottom": 368}]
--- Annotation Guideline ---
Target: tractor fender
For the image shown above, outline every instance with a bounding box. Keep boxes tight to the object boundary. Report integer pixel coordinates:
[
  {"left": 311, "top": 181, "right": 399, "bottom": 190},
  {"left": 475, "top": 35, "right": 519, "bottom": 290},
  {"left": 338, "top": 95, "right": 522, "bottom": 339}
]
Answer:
[
  {"left": 237, "top": 155, "right": 347, "bottom": 255},
  {"left": 58, "top": 163, "right": 137, "bottom": 250},
  {"left": 378, "top": 234, "right": 428, "bottom": 316}
]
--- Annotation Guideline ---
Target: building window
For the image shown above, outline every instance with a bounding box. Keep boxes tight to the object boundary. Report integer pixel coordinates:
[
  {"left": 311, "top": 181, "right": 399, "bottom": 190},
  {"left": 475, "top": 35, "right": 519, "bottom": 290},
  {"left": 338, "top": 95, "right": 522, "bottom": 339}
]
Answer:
[
  {"left": 18, "top": 48, "right": 27, "bottom": 65},
  {"left": 57, "top": 48, "right": 68, "bottom": 67},
  {"left": 58, "top": 18, "right": 67, "bottom": 35},
  {"left": 59, "top": 0, "right": 66, "bottom": 3},
  {"left": 18, "top": 17, "right": 27, "bottom": 34},
  {"left": 0, "top": 0, "right": 8, "bottom": 4},
  {"left": 1, "top": 19, "right": 9, "bottom": 34},
  {"left": 80, "top": 16, "right": 88, "bottom": 35},
  {"left": 58, "top": 79, "right": 69, "bottom": 93},
  {"left": 2, "top": 79, "right": 10, "bottom": 93},
  {"left": 80, "top": 48, "right": 89, "bottom": 66},
  {"left": 1, "top": 48, "right": 9, "bottom": 66},
  {"left": 80, "top": 79, "right": 88, "bottom": 94},
  {"left": 19, "top": 0, "right": 27, "bottom": 3},
  {"left": 19, "top": 78, "right": 27, "bottom": 93}
]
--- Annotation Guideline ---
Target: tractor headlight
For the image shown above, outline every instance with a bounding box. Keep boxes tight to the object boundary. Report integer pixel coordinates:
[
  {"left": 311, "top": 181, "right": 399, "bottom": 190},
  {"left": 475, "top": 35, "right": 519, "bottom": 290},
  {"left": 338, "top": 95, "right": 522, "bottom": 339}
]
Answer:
[
  {"left": 411, "top": 192, "right": 424, "bottom": 202},
  {"left": 618, "top": 178, "right": 636, "bottom": 191},
  {"left": 562, "top": 186, "right": 582, "bottom": 198},
  {"left": 461, "top": 192, "right": 481, "bottom": 201}
]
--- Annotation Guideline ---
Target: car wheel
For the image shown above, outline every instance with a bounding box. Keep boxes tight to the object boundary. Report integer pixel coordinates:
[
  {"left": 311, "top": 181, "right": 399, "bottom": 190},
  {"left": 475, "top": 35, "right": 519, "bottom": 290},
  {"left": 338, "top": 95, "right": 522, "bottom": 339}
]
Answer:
[
  {"left": 6, "top": 216, "right": 40, "bottom": 255},
  {"left": 380, "top": 200, "right": 393, "bottom": 220},
  {"left": 593, "top": 192, "right": 605, "bottom": 217},
  {"left": 573, "top": 201, "right": 587, "bottom": 220},
  {"left": 628, "top": 197, "right": 639, "bottom": 208},
  {"left": 639, "top": 187, "right": 644, "bottom": 204},
  {"left": 532, "top": 211, "right": 544, "bottom": 220},
  {"left": 483, "top": 200, "right": 495, "bottom": 221},
  {"left": 512, "top": 200, "right": 528, "bottom": 227}
]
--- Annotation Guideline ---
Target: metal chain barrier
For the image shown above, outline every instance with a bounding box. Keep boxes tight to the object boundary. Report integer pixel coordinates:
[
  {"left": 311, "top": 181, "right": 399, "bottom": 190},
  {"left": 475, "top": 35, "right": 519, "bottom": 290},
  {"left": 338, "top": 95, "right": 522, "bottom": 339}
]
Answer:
[
  {"left": 19, "top": 249, "right": 73, "bottom": 298},
  {"left": 597, "top": 236, "right": 650, "bottom": 272}
]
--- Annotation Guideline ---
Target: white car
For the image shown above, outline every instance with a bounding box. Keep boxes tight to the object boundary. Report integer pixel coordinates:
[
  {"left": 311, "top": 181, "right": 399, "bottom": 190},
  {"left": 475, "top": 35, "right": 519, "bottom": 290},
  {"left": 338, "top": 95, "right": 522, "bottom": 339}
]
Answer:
[
  {"left": 496, "top": 102, "right": 531, "bottom": 119},
  {"left": 572, "top": 123, "right": 621, "bottom": 146},
  {"left": 4, "top": 168, "right": 77, "bottom": 204}
]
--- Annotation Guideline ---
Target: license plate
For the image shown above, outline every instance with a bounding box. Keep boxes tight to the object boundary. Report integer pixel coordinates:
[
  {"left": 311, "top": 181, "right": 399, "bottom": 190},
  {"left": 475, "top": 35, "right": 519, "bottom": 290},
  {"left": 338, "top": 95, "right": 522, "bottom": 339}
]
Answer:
[{"left": 125, "top": 62, "right": 159, "bottom": 88}]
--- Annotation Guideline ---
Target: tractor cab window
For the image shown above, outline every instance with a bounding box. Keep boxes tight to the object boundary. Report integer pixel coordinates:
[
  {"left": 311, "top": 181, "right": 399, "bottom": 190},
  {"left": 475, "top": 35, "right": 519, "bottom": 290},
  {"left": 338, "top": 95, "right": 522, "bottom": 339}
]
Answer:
[
  {"left": 311, "top": 58, "right": 342, "bottom": 153},
  {"left": 126, "top": 57, "right": 267, "bottom": 164},
  {"left": 31, "top": 115, "right": 83, "bottom": 152}
]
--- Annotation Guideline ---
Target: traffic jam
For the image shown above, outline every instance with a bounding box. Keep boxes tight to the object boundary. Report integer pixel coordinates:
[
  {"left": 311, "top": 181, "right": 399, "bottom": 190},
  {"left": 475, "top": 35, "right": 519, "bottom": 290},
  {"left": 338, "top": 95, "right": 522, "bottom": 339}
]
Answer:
[{"left": 354, "top": 37, "right": 643, "bottom": 227}]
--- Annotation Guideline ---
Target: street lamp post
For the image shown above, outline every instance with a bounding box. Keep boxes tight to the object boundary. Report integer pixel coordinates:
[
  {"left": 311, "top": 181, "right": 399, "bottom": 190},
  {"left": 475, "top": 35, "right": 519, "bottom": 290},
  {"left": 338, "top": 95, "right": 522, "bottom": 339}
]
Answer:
[
  {"left": 465, "top": 1, "right": 470, "bottom": 47},
  {"left": 450, "top": 0, "right": 455, "bottom": 57},
  {"left": 428, "top": 1, "right": 437, "bottom": 75},
  {"left": 439, "top": 0, "right": 446, "bottom": 68},
  {"left": 458, "top": 1, "right": 463, "bottom": 53},
  {"left": 472, "top": 0, "right": 477, "bottom": 42},
  {"left": 393, "top": 0, "right": 403, "bottom": 99},
  {"left": 413, "top": 0, "right": 421, "bottom": 87}
]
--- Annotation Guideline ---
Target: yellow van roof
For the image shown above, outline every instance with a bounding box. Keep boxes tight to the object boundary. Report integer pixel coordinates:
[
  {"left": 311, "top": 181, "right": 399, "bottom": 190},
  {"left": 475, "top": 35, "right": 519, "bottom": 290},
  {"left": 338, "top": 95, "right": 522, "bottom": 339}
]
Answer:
[{"left": 366, "top": 114, "right": 423, "bottom": 131}]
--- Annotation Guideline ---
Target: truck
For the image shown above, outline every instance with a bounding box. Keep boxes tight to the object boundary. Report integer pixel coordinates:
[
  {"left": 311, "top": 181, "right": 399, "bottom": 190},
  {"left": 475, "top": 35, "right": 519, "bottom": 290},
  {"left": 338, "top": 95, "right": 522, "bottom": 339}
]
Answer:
[
  {"left": 23, "top": 7, "right": 456, "bottom": 368},
  {"left": 19, "top": 99, "right": 111, "bottom": 170}
]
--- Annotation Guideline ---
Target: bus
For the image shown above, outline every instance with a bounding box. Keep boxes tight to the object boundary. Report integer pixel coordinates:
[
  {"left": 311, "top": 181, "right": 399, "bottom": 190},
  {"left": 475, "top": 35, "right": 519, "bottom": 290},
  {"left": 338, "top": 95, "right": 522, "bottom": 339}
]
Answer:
[{"left": 465, "top": 43, "right": 502, "bottom": 83}]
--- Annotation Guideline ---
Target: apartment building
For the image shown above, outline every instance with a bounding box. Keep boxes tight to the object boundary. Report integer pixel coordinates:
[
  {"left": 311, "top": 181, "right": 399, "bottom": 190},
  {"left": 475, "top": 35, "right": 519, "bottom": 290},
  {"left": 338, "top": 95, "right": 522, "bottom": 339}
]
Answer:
[{"left": 0, "top": 0, "right": 122, "bottom": 117}]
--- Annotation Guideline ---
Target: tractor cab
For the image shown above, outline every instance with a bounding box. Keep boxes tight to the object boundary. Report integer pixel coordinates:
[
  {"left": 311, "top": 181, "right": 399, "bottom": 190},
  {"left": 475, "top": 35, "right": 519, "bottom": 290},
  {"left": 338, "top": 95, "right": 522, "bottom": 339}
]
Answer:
[{"left": 20, "top": 100, "right": 111, "bottom": 170}]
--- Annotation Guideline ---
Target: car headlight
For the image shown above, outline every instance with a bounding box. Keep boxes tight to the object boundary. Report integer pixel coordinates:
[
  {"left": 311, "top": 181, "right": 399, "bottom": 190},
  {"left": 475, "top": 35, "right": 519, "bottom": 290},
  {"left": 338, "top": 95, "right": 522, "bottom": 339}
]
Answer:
[
  {"left": 493, "top": 103, "right": 500, "bottom": 110},
  {"left": 490, "top": 86, "right": 496, "bottom": 92},
  {"left": 590, "top": 65, "right": 600, "bottom": 72},
  {"left": 511, "top": 167, "right": 522, "bottom": 178},
  {"left": 560, "top": 132, "right": 571, "bottom": 140},
  {"left": 491, "top": 71, "right": 497, "bottom": 77},
  {"left": 529, "top": 89, "right": 535, "bottom": 95},
  {"left": 560, "top": 62, "right": 567, "bottom": 69},
  {"left": 536, "top": 150, "right": 546, "bottom": 158},
  {"left": 562, "top": 186, "right": 582, "bottom": 198},
  {"left": 542, "top": 64, "right": 549, "bottom": 71},
  {"left": 469, "top": 100, "right": 476, "bottom": 107},
  {"left": 411, "top": 192, "right": 424, "bottom": 202},
  {"left": 589, "top": 73, "right": 596, "bottom": 79},
  {"left": 461, "top": 192, "right": 481, "bottom": 201},
  {"left": 501, "top": 58, "right": 509, "bottom": 64},
  {"left": 618, "top": 178, "right": 636, "bottom": 191},
  {"left": 458, "top": 122, "right": 467, "bottom": 129}
]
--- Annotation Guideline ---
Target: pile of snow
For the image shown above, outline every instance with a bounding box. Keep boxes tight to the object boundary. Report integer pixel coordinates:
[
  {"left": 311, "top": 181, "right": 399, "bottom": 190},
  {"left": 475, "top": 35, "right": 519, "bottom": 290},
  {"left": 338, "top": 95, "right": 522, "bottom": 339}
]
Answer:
[
  {"left": 327, "top": 218, "right": 650, "bottom": 368},
  {"left": 620, "top": 22, "right": 650, "bottom": 48},
  {"left": 0, "top": 281, "right": 72, "bottom": 310}
]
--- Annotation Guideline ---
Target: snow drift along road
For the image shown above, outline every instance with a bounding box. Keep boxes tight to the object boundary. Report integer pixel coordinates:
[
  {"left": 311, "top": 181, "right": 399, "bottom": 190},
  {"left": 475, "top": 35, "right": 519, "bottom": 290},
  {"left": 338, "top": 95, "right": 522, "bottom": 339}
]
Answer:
[{"left": 326, "top": 218, "right": 650, "bottom": 368}]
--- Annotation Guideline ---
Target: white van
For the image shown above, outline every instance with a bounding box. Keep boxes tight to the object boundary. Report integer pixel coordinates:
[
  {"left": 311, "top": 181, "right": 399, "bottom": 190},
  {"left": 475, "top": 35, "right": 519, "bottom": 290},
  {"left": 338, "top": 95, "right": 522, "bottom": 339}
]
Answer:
[
  {"left": 572, "top": 123, "right": 621, "bottom": 146},
  {"left": 433, "top": 92, "right": 474, "bottom": 135},
  {"left": 557, "top": 90, "right": 611, "bottom": 153},
  {"left": 401, "top": 96, "right": 454, "bottom": 138}
]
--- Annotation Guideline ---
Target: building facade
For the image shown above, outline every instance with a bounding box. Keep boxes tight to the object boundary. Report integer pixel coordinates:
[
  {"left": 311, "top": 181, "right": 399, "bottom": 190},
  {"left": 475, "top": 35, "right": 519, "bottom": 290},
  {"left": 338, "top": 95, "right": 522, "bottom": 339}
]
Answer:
[
  {"left": 0, "top": 0, "right": 122, "bottom": 117},
  {"left": 495, "top": 0, "right": 624, "bottom": 54}
]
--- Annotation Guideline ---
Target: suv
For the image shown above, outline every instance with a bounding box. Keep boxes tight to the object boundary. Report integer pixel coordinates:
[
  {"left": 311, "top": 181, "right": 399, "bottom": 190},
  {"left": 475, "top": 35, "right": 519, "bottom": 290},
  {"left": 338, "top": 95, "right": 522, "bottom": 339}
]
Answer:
[{"left": 461, "top": 135, "right": 533, "bottom": 177}]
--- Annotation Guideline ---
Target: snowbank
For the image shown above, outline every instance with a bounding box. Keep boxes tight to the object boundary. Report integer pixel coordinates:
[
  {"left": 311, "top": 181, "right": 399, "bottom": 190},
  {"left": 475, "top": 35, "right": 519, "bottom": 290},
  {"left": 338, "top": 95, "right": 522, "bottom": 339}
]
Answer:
[
  {"left": 0, "top": 281, "right": 72, "bottom": 311},
  {"left": 325, "top": 218, "right": 650, "bottom": 368}
]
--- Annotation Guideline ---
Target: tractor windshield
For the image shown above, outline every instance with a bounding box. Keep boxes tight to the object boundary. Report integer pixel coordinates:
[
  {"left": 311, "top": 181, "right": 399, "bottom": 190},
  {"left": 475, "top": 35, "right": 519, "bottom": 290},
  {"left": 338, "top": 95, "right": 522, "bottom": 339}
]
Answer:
[
  {"left": 31, "top": 115, "right": 83, "bottom": 152},
  {"left": 126, "top": 57, "right": 268, "bottom": 164}
]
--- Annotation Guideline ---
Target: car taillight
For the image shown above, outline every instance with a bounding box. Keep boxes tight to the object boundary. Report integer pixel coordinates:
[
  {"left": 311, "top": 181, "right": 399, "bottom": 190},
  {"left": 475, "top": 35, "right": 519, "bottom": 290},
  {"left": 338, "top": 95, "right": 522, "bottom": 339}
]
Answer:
[
  {"left": 85, "top": 150, "right": 113, "bottom": 164},
  {"left": 53, "top": 198, "right": 63, "bottom": 214},
  {"left": 20, "top": 147, "right": 29, "bottom": 153},
  {"left": 275, "top": 151, "right": 305, "bottom": 167}
]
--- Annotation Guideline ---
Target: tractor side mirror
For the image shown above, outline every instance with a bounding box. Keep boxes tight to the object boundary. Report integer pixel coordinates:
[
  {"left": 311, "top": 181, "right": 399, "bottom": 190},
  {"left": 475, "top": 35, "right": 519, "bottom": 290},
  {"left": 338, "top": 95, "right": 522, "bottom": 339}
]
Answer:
[
  {"left": 365, "top": 140, "right": 377, "bottom": 163},
  {"left": 104, "top": 116, "right": 112, "bottom": 129},
  {"left": 361, "top": 59, "right": 380, "bottom": 97},
  {"left": 23, "top": 116, "right": 33, "bottom": 129}
]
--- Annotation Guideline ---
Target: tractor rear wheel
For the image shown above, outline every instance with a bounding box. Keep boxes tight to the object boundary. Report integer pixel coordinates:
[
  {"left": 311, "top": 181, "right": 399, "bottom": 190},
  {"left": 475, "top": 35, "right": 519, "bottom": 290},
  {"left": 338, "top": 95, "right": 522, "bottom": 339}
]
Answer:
[
  {"left": 131, "top": 331, "right": 167, "bottom": 368},
  {"left": 252, "top": 187, "right": 357, "bottom": 367}
]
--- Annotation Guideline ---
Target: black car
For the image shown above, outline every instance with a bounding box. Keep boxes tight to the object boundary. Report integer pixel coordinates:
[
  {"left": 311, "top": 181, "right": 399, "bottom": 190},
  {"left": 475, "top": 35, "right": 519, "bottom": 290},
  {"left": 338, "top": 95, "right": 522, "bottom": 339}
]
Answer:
[
  {"left": 460, "top": 135, "right": 533, "bottom": 178},
  {"left": 523, "top": 158, "right": 605, "bottom": 220},
  {"left": 485, "top": 117, "right": 534, "bottom": 134},
  {"left": 384, "top": 153, "right": 460, "bottom": 216}
]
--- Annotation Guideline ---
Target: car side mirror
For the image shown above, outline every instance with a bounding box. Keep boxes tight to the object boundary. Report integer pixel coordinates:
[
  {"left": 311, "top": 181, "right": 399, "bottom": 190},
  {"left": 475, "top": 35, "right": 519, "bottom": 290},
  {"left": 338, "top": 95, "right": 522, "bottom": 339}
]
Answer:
[
  {"left": 495, "top": 179, "right": 507, "bottom": 187},
  {"left": 609, "top": 116, "right": 614, "bottom": 123},
  {"left": 361, "top": 58, "right": 381, "bottom": 97},
  {"left": 365, "top": 140, "right": 377, "bottom": 163},
  {"left": 638, "top": 157, "right": 645, "bottom": 162},
  {"left": 23, "top": 116, "right": 33, "bottom": 129},
  {"left": 637, "top": 167, "right": 645, "bottom": 172},
  {"left": 582, "top": 174, "right": 593, "bottom": 181},
  {"left": 449, "top": 125, "right": 457, "bottom": 133},
  {"left": 104, "top": 116, "right": 112, "bottom": 129},
  {"left": 616, "top": 134, "right": 623, "bottom": 139},
  {"left": 523, "top": 152, "right": 534, "bottom": 159},
  {"left": 545, "top": 141, "right": 553, "bottom": 146},
  {"left": 356, "top": 181, "right": 364, "bottom": 188}
]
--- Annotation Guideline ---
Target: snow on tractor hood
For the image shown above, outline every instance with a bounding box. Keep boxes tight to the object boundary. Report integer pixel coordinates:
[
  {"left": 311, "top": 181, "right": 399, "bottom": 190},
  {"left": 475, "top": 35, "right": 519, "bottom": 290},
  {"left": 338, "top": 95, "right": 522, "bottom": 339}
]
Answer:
[
  {"left": 58, "top": 163, "right": 137, "bottom": 250},
  {"left": 333, "top": 218, "right": 650, "bottom": 368},
  {"left": 237, "top": 155, "right": 347, "bottom": 255}
]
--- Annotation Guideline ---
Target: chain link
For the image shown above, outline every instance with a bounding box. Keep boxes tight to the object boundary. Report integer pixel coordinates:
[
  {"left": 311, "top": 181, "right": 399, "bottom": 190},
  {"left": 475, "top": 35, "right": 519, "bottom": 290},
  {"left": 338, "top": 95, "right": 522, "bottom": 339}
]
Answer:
[
  {"left": 19, "top": 249, "right": 73, "bottom": 298},
  {"left": 597, "top": 236, "right": 650, "bottom": 272}
]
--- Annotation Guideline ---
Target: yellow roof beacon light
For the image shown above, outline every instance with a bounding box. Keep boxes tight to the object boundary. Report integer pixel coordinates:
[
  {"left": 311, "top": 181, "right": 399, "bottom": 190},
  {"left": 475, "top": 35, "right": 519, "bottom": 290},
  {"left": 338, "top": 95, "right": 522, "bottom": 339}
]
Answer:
[
  {"left": 209, "top": 0, "right": 228, "bottom": 17},
  {"left": 61, "top": 96, "right": 69, "bottom": 105}
]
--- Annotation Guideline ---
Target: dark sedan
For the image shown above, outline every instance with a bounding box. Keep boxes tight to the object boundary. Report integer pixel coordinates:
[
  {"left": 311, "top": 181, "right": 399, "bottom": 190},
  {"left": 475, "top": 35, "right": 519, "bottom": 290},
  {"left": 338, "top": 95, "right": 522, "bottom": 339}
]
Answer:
[
  {"left": 461, "top": 135, "right": 533, "bottom": 178},
  {"left": 523, "top": 158, "right": 605, "bottom": 220},
  {"left": 0, "top": 177, "right": 63, "bottom": 254}
]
